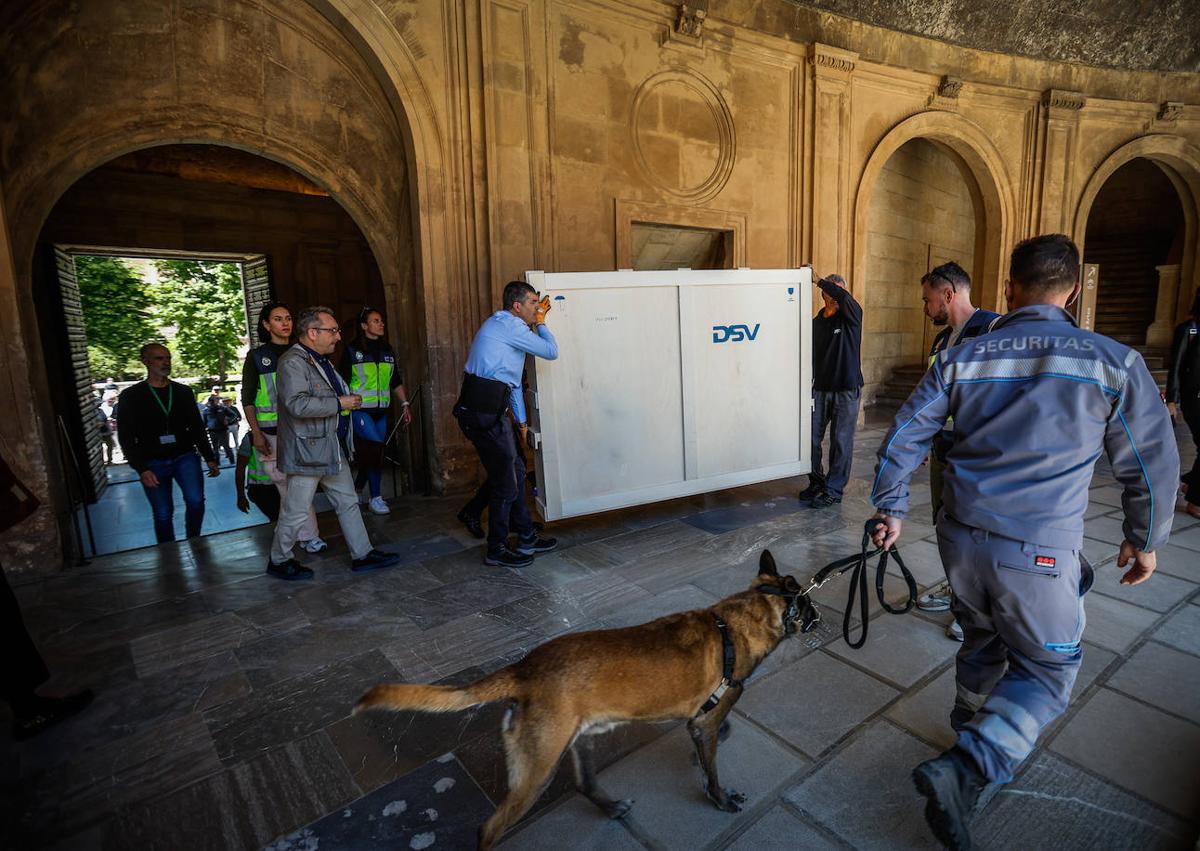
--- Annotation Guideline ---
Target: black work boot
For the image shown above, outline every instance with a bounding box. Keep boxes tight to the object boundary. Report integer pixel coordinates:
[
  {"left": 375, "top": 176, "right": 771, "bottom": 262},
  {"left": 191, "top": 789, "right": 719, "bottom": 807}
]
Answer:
[{"left": 912, "top": 748, "right": 987, "bottom": 851}]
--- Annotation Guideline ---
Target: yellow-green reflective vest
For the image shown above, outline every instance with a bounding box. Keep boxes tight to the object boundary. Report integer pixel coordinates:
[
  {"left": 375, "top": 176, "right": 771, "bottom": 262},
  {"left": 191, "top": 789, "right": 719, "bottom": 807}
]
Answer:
[
  {"left": 247, "top": 446, "right": 271, "bottom": 483},
  {"left": 250, "top": 345, "right": 280, "bottom": 425},
  {"left": 345, "top": 342, "right": 397, "bottom": 410}
]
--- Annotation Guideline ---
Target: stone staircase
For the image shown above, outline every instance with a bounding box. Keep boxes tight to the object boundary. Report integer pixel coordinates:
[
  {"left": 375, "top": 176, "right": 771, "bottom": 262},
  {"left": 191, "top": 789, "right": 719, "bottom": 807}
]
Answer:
[{"left": 874, "top": 346, "right": 1170, "bottom": 409}]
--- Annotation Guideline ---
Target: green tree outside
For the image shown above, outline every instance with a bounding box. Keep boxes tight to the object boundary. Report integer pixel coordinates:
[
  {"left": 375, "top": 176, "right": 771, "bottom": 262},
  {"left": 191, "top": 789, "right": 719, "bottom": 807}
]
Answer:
[
  {"left": 76, "top": 256, "right": 158, "bottom": 380},
  {"left": 152, "top": 260, "right": 246, "bottom": 381}
]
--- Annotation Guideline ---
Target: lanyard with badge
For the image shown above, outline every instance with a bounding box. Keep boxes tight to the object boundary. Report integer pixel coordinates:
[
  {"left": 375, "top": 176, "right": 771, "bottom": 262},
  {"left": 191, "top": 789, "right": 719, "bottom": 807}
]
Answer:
[{"left": 149, "top": 383, "right": 178, "bottom": 445}]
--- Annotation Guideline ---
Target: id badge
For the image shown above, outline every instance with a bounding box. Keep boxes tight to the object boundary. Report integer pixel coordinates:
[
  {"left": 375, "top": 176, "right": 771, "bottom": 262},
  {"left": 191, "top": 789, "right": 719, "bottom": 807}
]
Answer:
[{"left": 159, "top": 434, "right": 177, "bottom": 445}]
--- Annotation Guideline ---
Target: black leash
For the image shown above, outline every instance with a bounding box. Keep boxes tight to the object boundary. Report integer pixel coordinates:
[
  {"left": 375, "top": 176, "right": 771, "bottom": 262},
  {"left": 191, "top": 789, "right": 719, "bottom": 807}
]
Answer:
[{"left": 801, "top": 519, "right": 918, "bottom": 649}]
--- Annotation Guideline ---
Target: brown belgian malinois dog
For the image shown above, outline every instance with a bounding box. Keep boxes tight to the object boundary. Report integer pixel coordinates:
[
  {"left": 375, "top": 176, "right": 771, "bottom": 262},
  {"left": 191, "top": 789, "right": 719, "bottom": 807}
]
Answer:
[{"left": 355, "top": 550, "right": 807, "bottom": 849}]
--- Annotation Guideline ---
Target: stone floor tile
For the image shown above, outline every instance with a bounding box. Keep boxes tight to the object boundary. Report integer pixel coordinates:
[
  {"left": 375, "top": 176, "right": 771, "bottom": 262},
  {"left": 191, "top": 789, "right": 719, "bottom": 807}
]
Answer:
[
  {"left": 1151, "top": 543, "right": 1200, "bottom": 581},
  {"left": 1082, "top": 537, "right": 1120, "bottom": 569},
  {"left": 746, "top": 617, "right": 842, "bottom": 685},
  {"left": 1089, "top": 561, "right": 1197, "bottom": 612},
  {"left": 110, "top": 731, "right": 359, "bottom": 851},
  {"left": 1152, "top": 603, "right": 1200, "bottom": 656},
  {"left": 600, "top": 716, "right": 809, "bottom": 850},
  {"left": 28, "top": 713, "right": 222, "bottom": 841},
  {"left": 1084, "top": 514, "right": 1130, "bottom": 546},
  {"left": 499, "top": 794, "right": 646, "bottom": 850},
  {"left": 602, "top": 520, "right": 714, "bottom": 560},
  {"left": 38, "top": 595, "right": 212, "bottom": 655},
  {"left": 205, "top": 650, "right": 399, "bottom": 764},
  {"left": 546, "top": 573, "right": 653, "bottom": 622},
  {"left": 514, "top": 549, "right": 599, "bottom": 590},
  {"left": 485, "top": 588, "right": 594, "bottom": 638},
  {"left": 1049, "top": 687, "right": 1200, "bottom": 818},
  {"left": 380, "top": 612, "right": 542, "bottom": 682},
  {"left": 601, "top": 584, "right": 719, "bottom": 630},
  {"left": 680, "top": 499, "right": 805, "bottom": 536},
  {"left": 613, "top": 543, "right": 729, "bottom": 595},
  {"left": 1080, "top": 592, "right": 1161, "bottom": 653},
  {"left": 397, "top": 572, "right": 540, "bottom": 629},
  {"left": 721, "top": 805, "right": 842, "bottom": 851},
  {"left": 1087, "top": 485, "right": 1126, "bottom": 508},
  {"left": 1168, "top": 522, "right": 1200, "bottom": 552},
  {"left": 130, "top": 611, "right": 261, "bottom": 678},
  {"left": 1106, "top": 641, "right": 1200, "bottom": 724},
  {"left": 883, "top": 665, "right": 958, "bottom": 750},
  {"left": 782, "top": 720, "right": 939, "bottom": 850},
  {"left": 825, "top": 611, "right": 958, "bottom": 687},
  {"left": 972, "top": 751, "right": 1193, "bottom": 851},
  {"left": 737, "top": 651, "right": 898, "bottom": 758}
]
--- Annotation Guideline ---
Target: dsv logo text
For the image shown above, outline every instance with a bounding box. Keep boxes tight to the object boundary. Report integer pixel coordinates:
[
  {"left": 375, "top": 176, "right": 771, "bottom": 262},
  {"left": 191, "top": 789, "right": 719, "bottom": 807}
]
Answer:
[{"left": 711, "top": 323, "right": 761, "bottom": 343}]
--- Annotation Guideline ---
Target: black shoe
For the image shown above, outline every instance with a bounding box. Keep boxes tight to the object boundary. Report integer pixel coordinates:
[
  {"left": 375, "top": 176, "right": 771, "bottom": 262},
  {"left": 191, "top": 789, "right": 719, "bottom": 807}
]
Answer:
[
  {"left": 267, "top": 558, "right": 314, "bottom": 581},
  {"left": 12, "top": 690, "right": 94, "bottom": 741},
  {"left": 798, "top": 482, "right": 824, "bottom": 502},
  {"left": 456, "top": 510, "right": 485, "bottom": 539},
  {"left": 808, "top": 492, "right": 841, "bottom": 509},
  {"left": 912, "top": 749, "right": 987, "bottom": 851},
  {"left": 351, "top": 549, "right": 403, "bottom": 573},
  {"left": 515, "top": 535, "right": 557, "bottom": 555},
  {"left": 484, "top": 547, "right": 534, "bottom": 568}
]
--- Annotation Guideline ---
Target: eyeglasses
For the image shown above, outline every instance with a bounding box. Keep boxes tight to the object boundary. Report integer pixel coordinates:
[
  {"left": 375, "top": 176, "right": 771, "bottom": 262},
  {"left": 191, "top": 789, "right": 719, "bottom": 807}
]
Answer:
[
  {"left": 930, "top": 271, "right": 958, "bottom": 293},
  {"left": 314, "top": 326, "right": 342, "bottom": 335}
]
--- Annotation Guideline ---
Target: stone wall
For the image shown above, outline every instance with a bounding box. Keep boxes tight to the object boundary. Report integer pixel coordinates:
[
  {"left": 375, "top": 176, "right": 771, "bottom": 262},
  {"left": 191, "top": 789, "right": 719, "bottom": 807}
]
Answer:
[{"left": 861, "top": 139, "right": 978, "bottom": 401}]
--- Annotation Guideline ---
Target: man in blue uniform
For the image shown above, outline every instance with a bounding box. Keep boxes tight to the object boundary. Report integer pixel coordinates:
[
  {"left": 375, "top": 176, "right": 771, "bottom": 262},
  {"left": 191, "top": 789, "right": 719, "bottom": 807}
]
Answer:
[
  {"left": 869, "top": 234, "right": 1178, "bottom": 850},
  {"left": 455, "top": 281, "right": 559, "bottom": 568}
]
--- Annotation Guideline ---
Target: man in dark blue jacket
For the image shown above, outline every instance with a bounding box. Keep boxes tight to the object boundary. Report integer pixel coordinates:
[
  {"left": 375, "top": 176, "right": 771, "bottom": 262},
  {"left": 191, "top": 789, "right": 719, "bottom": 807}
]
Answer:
[{"left": 869, "top": 234, "right": 1178, "bottom": 850}]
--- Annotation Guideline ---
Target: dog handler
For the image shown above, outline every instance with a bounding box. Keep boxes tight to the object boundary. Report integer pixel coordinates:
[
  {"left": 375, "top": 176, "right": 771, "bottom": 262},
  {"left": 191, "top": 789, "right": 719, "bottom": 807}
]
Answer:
[
  {"left": 868, "top": 234, "right": 1177, "bottom": 850},
  {"left": 455, "top": 280, "right": 558, "bottom": 568}
]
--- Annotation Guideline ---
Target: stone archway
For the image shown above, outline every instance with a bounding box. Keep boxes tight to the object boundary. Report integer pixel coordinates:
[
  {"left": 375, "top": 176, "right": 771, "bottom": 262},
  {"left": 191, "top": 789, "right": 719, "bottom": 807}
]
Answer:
[
  {"left": 0, "top": 0, "right": 450, "bottom": 570},
  {"left": 850, "top": 111, "right": 1015, "bottom": 404},
  {"left": 1074, "top": 135, "right": 1200, "bottom": 336}
]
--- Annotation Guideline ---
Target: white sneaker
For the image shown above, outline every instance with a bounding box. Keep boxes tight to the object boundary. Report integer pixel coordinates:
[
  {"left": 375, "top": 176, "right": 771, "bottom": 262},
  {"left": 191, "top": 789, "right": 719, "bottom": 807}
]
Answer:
[
  {"left": 946, "top": 620, "right": 964, "bottom": 642},
  {"left": 300, "top": 537, "right": 328, "bottom": 554},
  {"left": 368, "top": 496, "right": 391, "bottom": 515}
]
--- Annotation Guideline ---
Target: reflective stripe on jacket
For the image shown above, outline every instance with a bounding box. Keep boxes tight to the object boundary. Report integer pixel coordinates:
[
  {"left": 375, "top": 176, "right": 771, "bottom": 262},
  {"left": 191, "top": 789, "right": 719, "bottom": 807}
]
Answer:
[
  {"left": 344, "top": 341, "right": 397, "bottom": 409},
  {"left": 250, "top": 345, "right": 280, "bottom": 424}
]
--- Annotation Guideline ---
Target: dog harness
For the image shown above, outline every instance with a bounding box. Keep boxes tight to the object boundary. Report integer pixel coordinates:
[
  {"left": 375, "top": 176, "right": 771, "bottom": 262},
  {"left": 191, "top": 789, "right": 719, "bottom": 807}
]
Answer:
[{"left": 697, "top": 615, "right": 742, "bottom": 714}]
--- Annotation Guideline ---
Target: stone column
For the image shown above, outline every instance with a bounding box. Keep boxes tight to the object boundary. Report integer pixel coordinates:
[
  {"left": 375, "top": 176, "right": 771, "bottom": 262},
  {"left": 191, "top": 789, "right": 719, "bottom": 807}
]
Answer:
[
  {"left": 1035, "top": 89, "right": 1085, "bottom": 235},
  {"left": 808, "top": 44, "right": 857, "bottom": 291},
  {"left": 1146, "top": 264, "right": 1181, "bottom": 347}
]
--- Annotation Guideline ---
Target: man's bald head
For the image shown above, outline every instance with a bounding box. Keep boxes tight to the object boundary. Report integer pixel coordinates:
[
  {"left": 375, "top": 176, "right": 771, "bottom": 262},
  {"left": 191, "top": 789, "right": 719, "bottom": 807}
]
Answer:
[{"left": 140, "top": 342, "right": 169, "bottom": 363}]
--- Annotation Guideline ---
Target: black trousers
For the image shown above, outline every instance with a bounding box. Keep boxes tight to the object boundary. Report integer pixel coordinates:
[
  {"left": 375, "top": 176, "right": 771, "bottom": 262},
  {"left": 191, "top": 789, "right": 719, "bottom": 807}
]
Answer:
[
  {"left": 0, "top": 561, "right": 50, "bottom": 709},
  {"left": 455, "top": 408, "right": 534, "bottom": 552},
  {"left": 1183, "top": 403, "right": 1200, "bottom": 507}
]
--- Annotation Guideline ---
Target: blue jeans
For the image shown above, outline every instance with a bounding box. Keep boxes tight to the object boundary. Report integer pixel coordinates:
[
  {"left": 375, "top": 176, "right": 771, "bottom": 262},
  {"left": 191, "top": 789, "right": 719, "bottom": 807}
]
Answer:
[
  {"left": 810, "top": 388, "right": 860, "bottom": 499},
  {"left": 351, "top": 410, "right": 389, "bottom": 497},
  {"left": 141, "top": 452, "right": 206, "bottom": 543}
]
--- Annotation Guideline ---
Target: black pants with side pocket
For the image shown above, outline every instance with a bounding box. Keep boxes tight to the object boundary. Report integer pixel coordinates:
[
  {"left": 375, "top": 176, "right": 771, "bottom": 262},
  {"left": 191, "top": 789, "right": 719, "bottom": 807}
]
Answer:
[{"left": 455, "top": 407, "right": 534, "bottom": 553}]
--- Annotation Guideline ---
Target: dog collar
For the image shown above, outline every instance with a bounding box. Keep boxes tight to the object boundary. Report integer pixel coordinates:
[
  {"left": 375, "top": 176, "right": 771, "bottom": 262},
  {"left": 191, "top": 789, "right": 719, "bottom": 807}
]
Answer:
[{"left": 696, "top": 615, "right": 742, "bottom": 715}]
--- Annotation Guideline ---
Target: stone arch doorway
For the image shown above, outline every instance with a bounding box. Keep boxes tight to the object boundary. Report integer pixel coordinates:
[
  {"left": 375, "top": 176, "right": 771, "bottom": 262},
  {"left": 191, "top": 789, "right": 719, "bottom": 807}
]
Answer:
[
  {"left": 851, "top": 113, "right": 1014, "bottom": 406},
  {"left": 0, "top": 0, "right": 441, "bottom": 568},
  {"left": 1074, "top": 136, "right": 1200, "bottom": 359},
  {"left": 31, "top": 143, "right": 429, "bottom": 555}
]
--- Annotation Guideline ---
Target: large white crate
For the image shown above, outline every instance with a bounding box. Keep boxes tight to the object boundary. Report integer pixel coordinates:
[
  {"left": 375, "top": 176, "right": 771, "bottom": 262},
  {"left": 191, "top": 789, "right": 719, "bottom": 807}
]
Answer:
[{"left": 524, "top": 268, "right": 813, "bottom": 521}]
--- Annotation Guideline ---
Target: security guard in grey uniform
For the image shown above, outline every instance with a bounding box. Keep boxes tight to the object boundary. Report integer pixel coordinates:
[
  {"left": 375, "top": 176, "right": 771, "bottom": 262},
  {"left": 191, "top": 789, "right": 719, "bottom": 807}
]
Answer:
[{"left": 869, "top": 234, "right": 1178, "bottom": 850}]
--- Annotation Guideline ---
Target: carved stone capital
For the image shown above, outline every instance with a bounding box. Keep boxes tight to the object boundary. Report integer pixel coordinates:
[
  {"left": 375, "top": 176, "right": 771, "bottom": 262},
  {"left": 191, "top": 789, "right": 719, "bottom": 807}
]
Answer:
[
  {"left": 1158, "top": 101, "right": 1184, "bottom": 122},
  {"left": 1043, "top": 88, "right": 1086, "bottom": 111},
  {"left": 938, "top": 75, "right": 963, "bottom": 99},
  {"left": 673, "top": 0, "right": 707, "bottom": 43},
  {"left": 809, "top": 43, "right": 857, "bottom": 76}
]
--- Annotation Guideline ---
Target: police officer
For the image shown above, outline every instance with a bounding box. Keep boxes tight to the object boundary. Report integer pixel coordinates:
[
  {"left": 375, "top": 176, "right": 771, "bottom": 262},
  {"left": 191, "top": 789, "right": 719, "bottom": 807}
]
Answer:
[
  {"left": 339, "top": 307, "right": 412, "bottom": 515},
  {"left": 1166, "top": 289, "right": 1200, "bottom": 520},
  {"left": 868, "top": 234, "right": 1178, "bottom": 850},
  {"left": 455, "top": 281, "right": 558, "bottom": 568},
  {"left": 914, "top": 261, "right": 1000, "bottom": 641},
  {"left": 240, "top": 301, "right": 325, "bottom": 553}
]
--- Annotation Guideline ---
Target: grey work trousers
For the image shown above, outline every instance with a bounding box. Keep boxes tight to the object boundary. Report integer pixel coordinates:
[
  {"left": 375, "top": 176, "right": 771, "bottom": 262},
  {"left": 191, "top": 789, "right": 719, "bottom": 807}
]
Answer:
[
  {"left": 937, "top": 512, "right": 1087, "bottom": 783},
  {"left": 270, "top": 450, "right": 372, "bottom": 564},
  {"left": 810, "top": 388, "right": 860, "bottom": 500}
]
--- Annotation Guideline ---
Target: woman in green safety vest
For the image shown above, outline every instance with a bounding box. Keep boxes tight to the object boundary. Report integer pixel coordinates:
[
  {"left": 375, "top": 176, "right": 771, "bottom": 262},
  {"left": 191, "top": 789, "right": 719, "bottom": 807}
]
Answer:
[
  {"left": 240, "top": 301, "right": 326, "bottom": 552},
  {"left": 339, "top": 307, "right": 412, "bottom": 515}
]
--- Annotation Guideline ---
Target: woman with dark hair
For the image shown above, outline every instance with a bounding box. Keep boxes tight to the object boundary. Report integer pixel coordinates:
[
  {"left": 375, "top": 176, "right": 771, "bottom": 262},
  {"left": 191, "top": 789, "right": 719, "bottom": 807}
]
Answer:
[
  {"left": 240, "top": 301, "right": 325, "bottom": 551},
  {"left": 1167, "top": 289, "right": 1200, "bottom": 519},
  {"left": 339, "top": 307, "right": 412, "bottom": 514}
]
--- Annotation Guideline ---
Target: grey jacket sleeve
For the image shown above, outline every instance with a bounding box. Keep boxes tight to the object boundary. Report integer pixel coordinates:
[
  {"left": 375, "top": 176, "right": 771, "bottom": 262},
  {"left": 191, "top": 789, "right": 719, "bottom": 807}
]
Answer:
[
  {"left": 278, "top": 355, "right": 340, "bottom": 420},
  {"left": 870, "top": 363, "right": 951, "bottom": 518},
  {"left": 1104, "top": 354, "right": 1180, "bottom": 552}
]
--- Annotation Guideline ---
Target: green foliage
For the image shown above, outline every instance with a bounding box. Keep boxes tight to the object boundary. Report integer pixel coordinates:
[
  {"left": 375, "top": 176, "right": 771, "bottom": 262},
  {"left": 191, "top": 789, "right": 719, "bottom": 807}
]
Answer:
[
  {"left": 151, "top": 260, "right": 246, "bottom": 380},
  {"left": 75, "top": 256, "right": 157, "bottom": 380}
]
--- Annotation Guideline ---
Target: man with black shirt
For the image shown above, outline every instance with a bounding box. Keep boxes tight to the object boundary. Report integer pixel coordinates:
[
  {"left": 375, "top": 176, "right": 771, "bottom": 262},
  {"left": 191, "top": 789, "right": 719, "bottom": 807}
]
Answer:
[
  {"left": 117, "top": 343, "right": 219, "bottom": 543},
  {"left": 799, "top": 273, "right": 863, "bottom": 508}
]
